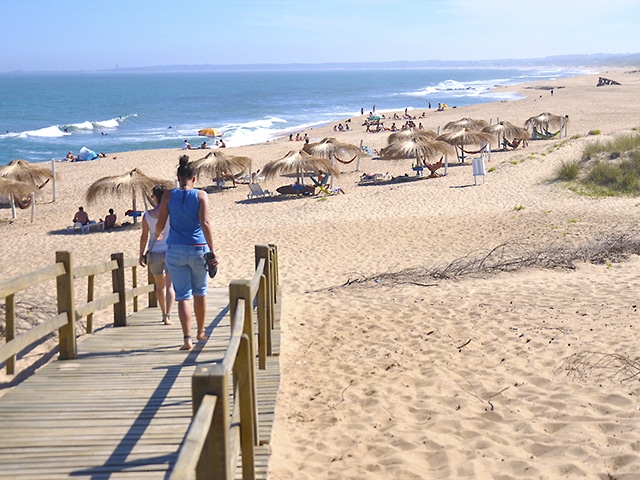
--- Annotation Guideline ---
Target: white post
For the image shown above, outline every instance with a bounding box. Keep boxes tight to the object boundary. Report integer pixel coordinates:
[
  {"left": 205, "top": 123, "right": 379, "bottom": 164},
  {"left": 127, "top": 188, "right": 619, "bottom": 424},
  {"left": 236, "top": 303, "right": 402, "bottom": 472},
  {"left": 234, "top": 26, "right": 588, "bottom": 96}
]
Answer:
[
  {"left": 51, "top": 159, "right": 57, "bottom": 202},
  {"left": 30, "top": 193, "right": 35, "bottom": 223},
  {"left": 10, "top": 197, "right": 16, "bottom": 219}
]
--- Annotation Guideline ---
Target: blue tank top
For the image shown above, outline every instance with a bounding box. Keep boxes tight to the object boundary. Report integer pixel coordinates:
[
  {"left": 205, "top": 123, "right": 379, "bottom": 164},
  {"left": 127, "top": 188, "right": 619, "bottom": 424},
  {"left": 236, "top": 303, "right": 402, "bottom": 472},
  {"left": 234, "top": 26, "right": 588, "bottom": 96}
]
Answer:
[{"left": 167, "top": 188, "right": 206, "bottom": 245}]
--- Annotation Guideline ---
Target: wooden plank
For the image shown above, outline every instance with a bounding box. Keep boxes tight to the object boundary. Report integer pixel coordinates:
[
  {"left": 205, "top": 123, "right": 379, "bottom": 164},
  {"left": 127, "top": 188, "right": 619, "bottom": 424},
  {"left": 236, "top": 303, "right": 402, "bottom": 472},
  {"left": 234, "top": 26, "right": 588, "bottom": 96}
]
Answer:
[{"left": 0, "top": 285, "right": 281, "bottom": 480}]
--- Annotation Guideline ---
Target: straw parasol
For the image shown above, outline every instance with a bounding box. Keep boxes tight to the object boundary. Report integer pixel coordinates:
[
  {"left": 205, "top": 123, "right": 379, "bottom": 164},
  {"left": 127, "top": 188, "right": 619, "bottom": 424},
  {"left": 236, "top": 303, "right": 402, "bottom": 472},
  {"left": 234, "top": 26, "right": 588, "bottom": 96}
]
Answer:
[
  {"left": 436, "top": 128, "right": 495, "bottom": 162},
  {"left": 525, "top": 112, "right": 567, "bottom": 137},
  {"left": 382, "top": 137, "right": 455, "bottom": 176},
  {"left": 0, "top": 177, "right": 40, "bottom": 218},
  {"left": 387, "top": 129, "right": 438, "bottom": 145},
  {"left": 85, "top": 168, "right": 171, "bottom": 223},
  {"left": 0, "top": 159, "right": 56, "bottom": 187},
  {"left": 482, "top": 121, "right": 530, "bottom": 149},
  {"left": 303, "top": 137, "right": 361, "bottom": 186},
  {"left": 262, "top": 150, "right": 339, "bottom": 185},
  {"left": 443, "top": 117, "right": 489, "bottom": 132},
  {"left": 190, "top": 151, "right": 251, "bottom": 185},
  {"left": 303, "top": 137, "right": 362, "bottom": 162}
]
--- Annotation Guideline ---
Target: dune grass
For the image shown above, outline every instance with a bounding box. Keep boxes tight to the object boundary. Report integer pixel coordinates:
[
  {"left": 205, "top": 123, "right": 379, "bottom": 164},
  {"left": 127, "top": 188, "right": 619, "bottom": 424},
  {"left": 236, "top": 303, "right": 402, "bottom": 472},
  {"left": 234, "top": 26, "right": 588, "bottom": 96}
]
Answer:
[{"left": 556, "top": 133, "right": 640, "bottom": 195}]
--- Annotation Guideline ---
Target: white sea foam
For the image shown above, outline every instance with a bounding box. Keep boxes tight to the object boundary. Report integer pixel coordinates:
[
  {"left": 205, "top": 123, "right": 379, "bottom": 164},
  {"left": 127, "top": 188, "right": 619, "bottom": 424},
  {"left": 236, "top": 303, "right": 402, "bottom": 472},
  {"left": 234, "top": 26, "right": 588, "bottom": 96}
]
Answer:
[{"left": 21, "top": 126, "right": 70, "bottom": 138}]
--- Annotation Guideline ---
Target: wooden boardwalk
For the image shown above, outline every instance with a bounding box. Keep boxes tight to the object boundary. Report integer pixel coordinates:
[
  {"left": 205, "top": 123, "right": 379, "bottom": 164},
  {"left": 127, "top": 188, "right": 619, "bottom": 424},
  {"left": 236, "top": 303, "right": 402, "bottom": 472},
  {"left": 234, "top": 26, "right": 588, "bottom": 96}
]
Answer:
[{"left": 0, "top": 287, "right": 280, "bottom": 479}]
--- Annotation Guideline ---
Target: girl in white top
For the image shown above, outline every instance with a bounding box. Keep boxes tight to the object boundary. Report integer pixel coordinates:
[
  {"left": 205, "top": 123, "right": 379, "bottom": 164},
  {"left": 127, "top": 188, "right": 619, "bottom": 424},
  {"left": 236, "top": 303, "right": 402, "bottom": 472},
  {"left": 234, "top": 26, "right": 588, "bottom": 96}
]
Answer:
[{"left": 139, "top": 185, "right": 175, "bottom": 325}]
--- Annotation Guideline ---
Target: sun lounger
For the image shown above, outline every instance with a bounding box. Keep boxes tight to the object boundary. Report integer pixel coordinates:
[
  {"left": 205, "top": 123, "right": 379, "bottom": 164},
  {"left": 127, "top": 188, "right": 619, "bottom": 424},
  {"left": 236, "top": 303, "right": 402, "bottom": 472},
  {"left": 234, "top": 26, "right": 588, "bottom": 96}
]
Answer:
[
  {"left": 67, "top": 221, "right": 105, "bottom": 234},
  {"left": 247, "top": 183, "right": 274, "bottom": 199}
]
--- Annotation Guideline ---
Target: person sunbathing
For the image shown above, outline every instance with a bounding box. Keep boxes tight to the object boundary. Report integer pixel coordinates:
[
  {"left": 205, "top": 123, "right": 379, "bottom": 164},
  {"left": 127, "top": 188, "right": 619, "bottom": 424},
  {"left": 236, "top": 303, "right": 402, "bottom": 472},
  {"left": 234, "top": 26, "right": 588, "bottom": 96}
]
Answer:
[
  {"left": 104, "top": 208, "right": 117, "bottom": 229},
  {"left": 72, "top": 206, "right": 90, "bottom": 225}
]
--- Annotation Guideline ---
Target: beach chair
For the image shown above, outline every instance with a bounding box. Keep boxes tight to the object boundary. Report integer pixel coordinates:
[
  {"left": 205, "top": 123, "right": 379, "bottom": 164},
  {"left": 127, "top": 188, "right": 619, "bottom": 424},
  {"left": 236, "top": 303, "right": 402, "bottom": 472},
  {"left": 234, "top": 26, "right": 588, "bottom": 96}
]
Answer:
[{"left": 247, "top": 183, "right": 274, "bottom": 199}]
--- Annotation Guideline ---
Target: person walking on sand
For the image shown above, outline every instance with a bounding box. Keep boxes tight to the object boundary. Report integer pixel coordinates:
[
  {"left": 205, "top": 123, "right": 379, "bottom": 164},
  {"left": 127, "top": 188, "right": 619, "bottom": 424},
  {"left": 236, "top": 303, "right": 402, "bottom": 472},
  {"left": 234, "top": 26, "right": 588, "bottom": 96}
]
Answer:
[
  {"left": 156, "top": 155, "right": 218, "bottom": 350},
  {"left": 139, "top": 185, "right": 175, "bottom": 325}
]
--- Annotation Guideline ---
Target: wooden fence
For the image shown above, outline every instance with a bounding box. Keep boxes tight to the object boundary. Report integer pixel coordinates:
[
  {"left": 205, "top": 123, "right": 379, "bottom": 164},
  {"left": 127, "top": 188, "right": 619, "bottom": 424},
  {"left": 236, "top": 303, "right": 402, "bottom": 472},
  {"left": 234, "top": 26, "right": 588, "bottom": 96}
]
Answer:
[
  {"left": 1, "top": 244, "right": 280, "bottom": 479},
  {"left": 0, "top": 251, "right": 155, "bottom": 375},
  {"left": 170, "top": 244, "right": 280, "bottom": 480}
]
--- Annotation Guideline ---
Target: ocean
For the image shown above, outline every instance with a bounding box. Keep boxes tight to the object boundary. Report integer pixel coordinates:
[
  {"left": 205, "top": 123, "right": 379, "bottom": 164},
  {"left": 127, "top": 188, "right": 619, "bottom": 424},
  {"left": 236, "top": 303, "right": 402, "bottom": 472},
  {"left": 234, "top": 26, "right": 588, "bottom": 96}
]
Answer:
[{"left": 0, "top": 67, "right": 586, "bottom": 164}]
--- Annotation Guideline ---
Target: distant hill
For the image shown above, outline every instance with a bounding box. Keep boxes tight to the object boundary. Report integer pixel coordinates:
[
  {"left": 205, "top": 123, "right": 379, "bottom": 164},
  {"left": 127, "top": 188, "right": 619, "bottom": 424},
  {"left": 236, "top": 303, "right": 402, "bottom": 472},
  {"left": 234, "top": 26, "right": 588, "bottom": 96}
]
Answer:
[{"left": 106, "top": 53, "right": 640, "bottom": 73}]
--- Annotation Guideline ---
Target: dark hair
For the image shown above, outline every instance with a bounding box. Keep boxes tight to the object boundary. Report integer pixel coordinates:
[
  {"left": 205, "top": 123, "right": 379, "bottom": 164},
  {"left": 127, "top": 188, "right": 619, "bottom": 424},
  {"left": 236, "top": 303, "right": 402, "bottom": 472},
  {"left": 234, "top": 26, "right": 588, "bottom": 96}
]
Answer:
[
  {"left": 151, "top": 184, "right": 167, "bottom": 200},
  {"left": 177, "top": 155, "right": 196, "bottom": 182},
  {"left": 108, "top": 208, "right": 114, "bottom": 214}
]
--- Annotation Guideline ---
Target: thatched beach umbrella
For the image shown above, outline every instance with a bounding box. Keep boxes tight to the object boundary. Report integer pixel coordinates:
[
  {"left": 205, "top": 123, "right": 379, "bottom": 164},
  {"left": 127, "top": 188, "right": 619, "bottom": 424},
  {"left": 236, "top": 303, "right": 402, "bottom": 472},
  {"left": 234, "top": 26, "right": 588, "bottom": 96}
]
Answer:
[
  {"left": 437, "top": 128, "right": 495, "bottom": 163},
  {"left": 0, "top": 159, "right": 56, "bottom": 219},
  {"left": 525, "top": 112, "right": 568, "bottom": 138},
  {"left": 382, "top": 137, "right": 455, "bottom": 176},
  {"left": 0, "top": 177, "right": 39, "bottom": 201},
  {"left": 85, "top": 168, "right": 170, "bottom": 223},
  {"left": 482, "top": 121, "right": 530, "bottom": 149},
  {"left": 262, "top": 150, "right": 339, "bottom": 185},
  {"left": 303, "top": 137, "right": 361, "bottom": 186},
  {"left": 443, "top": 117, "right": 489, "bottom": 132},
  {"left": 387, "top": 129, "right": 438, "bottom": 145},
  {"left": 191, "top": 151, "right": 250, "bottom": 186},
  {"left": 0, "top": 159, "right": 55, "bottom": 187},
  {"left": 0, "top": 177, "right": 40, "bottom": 219}
]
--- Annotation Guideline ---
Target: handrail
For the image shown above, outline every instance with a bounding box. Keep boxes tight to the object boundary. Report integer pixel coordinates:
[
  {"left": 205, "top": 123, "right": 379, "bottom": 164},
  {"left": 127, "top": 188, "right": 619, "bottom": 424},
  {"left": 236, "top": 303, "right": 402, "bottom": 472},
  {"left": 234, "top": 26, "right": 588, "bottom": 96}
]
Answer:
[
  {"left": 171, "top": 244, "right": 279, "bottom": 480},
  {"left": 1, "top": 251, "right": 157, "bottom": 376}
]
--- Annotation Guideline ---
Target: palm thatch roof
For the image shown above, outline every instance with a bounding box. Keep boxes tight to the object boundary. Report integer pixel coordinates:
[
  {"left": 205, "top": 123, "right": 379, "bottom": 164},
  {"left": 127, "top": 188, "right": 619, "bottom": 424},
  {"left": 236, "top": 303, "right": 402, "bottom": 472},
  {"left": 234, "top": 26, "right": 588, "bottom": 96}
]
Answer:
[
  {"left": 482, "top": 121, "right": 530, "bottom": 147},
  {"left": 262, "top": 150, "right": 339, "bottom": 184},
  {"left": 524, "top": 112, "right": 565, "bottom": 132},
  {"left": 190, "top": 151, "right": 251, "bottom": 182},
  {"left": 381, "top": 138, "right": 455, "bottom": 166},
  {"left": 302, "top": 137, "right": 362, "bottom": 162},
  {"left": 85, "top": 168, "right": 171, "bottom": 217},
  {"left": 0, "top": 177, "right": 39, "bottom": 202},
  {"left": 387, "top": 129, "right": 438, "bottom": 145},
  {"left": 443, "top": 117, "right": 489, "bottom": 132},
  {"left": 0, "top": 159, "right": 56, "bottom": 187}
]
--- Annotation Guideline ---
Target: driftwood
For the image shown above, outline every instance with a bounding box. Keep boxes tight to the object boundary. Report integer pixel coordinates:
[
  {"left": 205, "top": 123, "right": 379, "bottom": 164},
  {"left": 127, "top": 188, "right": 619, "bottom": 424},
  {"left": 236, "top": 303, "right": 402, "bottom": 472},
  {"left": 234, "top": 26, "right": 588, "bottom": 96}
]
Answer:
[{"left": 597, "top": 76, "right": 621, "bottom": 87}]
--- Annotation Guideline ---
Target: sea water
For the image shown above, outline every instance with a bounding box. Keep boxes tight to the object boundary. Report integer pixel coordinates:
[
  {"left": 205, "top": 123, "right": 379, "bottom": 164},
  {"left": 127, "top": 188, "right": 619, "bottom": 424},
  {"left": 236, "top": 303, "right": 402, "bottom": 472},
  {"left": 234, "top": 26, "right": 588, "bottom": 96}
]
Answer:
[{"left": 0, "top": 67, "right": 584, "bottom": 164}]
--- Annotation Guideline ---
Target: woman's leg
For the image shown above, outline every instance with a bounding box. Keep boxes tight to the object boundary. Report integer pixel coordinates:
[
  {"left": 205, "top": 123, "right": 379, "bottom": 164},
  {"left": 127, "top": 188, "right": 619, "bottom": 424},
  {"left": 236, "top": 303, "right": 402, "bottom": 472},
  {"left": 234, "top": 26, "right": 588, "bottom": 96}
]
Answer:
[
  {"left": 153, "top": 273, "right": 168, "bottom": 320},
  {"left": 178, "top": 298, "right": 193, "bottom": 350},
  {"left": 165, "top": 271, "right": 175, "bottom": 324},
  {"left": 194, "top": 295, "right": 207, "bottom": 340}
]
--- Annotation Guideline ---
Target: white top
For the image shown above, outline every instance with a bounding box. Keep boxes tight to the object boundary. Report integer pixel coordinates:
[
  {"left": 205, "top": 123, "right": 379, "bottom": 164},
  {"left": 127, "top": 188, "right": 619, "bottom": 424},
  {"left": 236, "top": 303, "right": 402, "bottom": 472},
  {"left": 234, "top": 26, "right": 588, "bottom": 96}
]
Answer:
[{"left": 144, "top": 210, "right": 169, "bottom": 253}]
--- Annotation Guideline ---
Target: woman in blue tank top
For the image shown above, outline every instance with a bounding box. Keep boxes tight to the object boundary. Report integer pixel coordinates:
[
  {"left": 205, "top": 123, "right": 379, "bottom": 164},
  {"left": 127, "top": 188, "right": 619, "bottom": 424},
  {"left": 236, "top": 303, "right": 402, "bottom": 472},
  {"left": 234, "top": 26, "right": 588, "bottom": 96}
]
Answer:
[{"left": 156, "top": 155, "right": 218, "bottom": 351}]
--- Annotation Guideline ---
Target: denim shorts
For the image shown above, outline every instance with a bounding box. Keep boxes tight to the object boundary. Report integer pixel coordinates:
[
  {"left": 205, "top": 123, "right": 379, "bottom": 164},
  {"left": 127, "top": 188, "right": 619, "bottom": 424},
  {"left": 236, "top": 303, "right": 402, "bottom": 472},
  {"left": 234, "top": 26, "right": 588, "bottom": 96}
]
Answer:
[
  {"left": 165, "top": 244, "right": 208, "bottom": 301},
  {"left": 148, "top": 251, "right": 167, "bottom": 276}
]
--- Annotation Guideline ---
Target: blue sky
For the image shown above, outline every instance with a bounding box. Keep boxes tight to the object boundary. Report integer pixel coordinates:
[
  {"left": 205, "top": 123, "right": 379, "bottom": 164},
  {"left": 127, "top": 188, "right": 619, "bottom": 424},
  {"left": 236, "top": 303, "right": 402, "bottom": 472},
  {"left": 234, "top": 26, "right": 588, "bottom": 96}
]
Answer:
[{"left": 1, "top": 0, "right": 639, "bottom": 72}]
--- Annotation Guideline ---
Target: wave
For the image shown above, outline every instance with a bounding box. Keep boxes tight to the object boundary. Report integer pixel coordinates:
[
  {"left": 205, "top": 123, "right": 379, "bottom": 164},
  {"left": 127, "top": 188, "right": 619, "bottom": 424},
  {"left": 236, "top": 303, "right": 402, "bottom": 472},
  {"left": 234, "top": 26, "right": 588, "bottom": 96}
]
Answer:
[{"left": 13, "top": 115, "right": 133, "bottom": 139}]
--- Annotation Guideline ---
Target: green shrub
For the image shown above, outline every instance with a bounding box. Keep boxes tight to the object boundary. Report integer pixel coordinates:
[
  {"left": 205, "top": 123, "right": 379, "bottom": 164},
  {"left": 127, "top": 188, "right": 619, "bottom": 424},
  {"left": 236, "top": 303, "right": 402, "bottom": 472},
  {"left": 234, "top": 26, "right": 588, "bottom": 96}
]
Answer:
[
  {"left": 588, "top": 129, "right": 601, "bottom": 136},
  {"left": 557, "top": 160, "right": 580, "bottom": 181}
]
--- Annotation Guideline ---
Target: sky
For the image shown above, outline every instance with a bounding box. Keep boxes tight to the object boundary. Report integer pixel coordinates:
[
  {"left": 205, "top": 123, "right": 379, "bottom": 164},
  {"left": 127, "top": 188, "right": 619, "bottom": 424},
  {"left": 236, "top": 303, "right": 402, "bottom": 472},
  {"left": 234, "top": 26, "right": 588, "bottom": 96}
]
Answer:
[{"left": 1, "top": 0, "right": 639, "bottom": 72}]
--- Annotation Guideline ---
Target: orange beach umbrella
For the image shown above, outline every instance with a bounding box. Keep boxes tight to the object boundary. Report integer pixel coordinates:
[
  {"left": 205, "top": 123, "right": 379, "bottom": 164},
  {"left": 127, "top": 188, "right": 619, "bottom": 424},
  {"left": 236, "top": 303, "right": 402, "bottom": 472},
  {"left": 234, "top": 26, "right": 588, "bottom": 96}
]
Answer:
[{"left": 198, "top": 128, "right": 223, "bottom": 138}]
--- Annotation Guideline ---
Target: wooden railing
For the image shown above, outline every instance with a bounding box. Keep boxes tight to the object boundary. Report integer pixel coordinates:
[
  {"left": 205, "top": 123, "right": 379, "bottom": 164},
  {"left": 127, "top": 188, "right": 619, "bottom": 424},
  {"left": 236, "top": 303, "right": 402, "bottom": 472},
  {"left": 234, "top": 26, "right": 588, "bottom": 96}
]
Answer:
[
  {"left": 171, "top": 244, "right": 280, "bottom": 480},
  {"left": 0, "top": 251, "right": 156, "bottom": 375}
]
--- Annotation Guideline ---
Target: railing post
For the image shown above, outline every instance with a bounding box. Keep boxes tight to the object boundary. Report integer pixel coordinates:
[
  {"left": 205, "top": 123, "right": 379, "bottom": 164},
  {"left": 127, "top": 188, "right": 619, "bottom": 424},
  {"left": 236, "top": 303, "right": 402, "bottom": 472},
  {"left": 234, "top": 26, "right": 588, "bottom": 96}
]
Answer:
[
  {"left": 86, "top": 274, "right": 95, "bottom": 333},
  {"left": 56, "top": 251, "right": 77, "bottom": 360},
  {"left": 132, "top": 265, "right": 139, "bottom": 312},
  {"left": 257, "top": 274, "right": 269, "bottom": 365},
  {"left": 147, "top": 267, "right": 157, "bottom": 308},
  {"left": 255, "top": 245, "right": 273, "bottom": 332},
  {"left": 192, "top": 366, "right": 230, "bottom": 480},
  {"left": 238, "top": 333, "right": 256, "bottom": 478},
  {"left": 5, "top": 293, "right": 15, "bottom": 374},
  {"left": 229, "top": 282, "right": 259, "bottom": 446},
  {"left": 111, "top": 252, "right": 127, "bottom": 327}
]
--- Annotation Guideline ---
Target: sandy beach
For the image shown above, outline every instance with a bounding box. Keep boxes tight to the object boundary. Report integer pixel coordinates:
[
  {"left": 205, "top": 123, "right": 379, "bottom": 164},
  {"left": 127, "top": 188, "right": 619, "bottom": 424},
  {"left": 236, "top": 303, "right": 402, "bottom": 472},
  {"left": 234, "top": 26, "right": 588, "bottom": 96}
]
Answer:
[{"left": 3, "top": 67, "right": 640, "bottom": 478}]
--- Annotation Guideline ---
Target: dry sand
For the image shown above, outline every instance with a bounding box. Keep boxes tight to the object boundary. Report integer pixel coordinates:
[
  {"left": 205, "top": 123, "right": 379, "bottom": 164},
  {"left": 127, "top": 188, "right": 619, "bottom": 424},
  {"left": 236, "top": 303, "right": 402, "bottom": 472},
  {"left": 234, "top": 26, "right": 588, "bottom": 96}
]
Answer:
[{"left": 3, "top": 67, "right": 640, "bottom": 478}]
